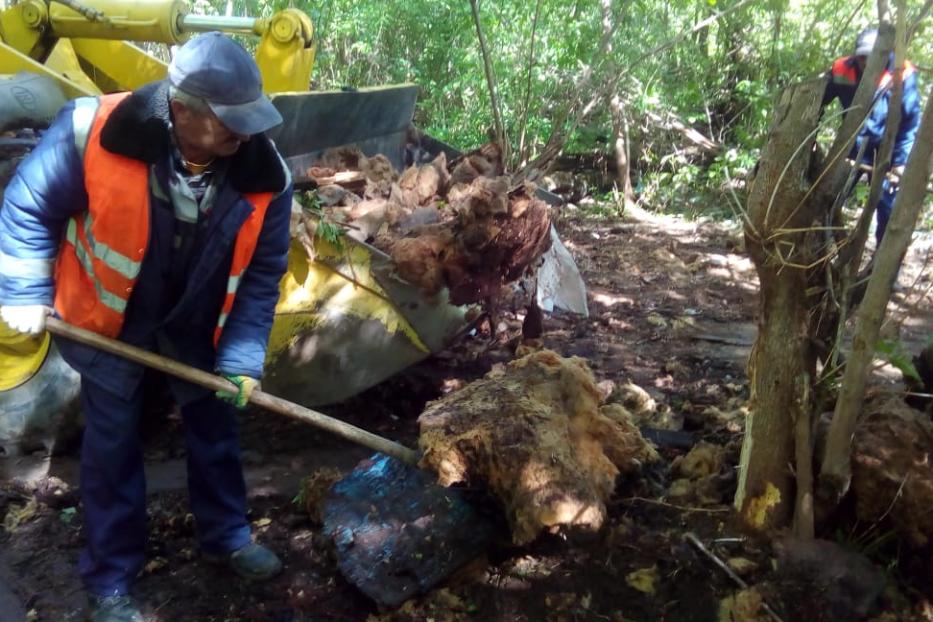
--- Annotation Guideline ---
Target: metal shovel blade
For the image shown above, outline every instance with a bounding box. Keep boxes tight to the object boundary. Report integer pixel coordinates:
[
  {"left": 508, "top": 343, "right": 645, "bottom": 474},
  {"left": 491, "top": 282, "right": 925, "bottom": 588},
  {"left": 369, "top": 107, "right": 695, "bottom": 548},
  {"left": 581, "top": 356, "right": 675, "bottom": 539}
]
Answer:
[{"left": 323, "top": 454, "right": 495, "bottom": 607}]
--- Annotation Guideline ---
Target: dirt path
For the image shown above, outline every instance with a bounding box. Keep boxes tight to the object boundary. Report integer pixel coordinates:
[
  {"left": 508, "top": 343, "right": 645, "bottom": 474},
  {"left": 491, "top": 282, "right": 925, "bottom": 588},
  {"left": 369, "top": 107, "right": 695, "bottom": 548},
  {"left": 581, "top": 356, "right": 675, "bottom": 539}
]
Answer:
[{"left": 1, "top": 207, "right": 930, "bottom": 621}]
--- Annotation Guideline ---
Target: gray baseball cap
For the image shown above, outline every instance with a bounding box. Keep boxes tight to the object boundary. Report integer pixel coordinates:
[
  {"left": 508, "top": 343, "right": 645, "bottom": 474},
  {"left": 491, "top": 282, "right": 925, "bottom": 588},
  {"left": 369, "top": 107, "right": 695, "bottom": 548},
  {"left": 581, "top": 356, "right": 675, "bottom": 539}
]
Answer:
[
  {"left": 168, "top": 32, "right": 283, "bottom": 135},
  {"left": 855, "top": 27, "right": 878, "bottom": 57}
]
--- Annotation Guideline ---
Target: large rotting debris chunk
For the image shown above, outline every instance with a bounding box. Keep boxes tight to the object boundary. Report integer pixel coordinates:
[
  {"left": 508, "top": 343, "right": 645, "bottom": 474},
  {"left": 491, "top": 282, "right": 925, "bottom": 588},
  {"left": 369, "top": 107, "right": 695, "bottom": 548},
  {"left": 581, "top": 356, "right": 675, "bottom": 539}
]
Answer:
[
  {"left": 850, "top": 395, "right": 933, "bottom": 548},
  {"left": 397, "top": 151, "right": 450, "bottom": 205},
  {"left": 448, "top": 142, "right": 504, "bottom": 187},
  {"left": 303, "top": 143, "right": 552, "bottom": 312},
  {"left": 438, "top": 180, "right": 552, "bottom": 306},
  {"left": 418, "top": 350, "right": 659, "bottom": 545},
  {"left": 390, "top": 229, "right": 455, "bottom": 296}
]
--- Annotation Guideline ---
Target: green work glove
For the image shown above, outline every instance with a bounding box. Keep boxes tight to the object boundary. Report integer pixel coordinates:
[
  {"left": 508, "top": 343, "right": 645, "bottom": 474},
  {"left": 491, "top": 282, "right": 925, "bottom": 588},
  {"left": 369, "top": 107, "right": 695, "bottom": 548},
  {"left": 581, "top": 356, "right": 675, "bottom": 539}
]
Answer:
[{"left": 216, "top": 375, "right": 260, "bottom": 409}]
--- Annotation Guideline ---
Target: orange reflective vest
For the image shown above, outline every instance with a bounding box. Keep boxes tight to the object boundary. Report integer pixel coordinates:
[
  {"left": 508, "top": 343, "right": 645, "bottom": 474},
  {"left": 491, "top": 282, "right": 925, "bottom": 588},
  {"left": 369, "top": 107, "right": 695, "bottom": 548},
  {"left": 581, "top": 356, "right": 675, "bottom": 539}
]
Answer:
[
  {"left": 54, "top": 92, "right": 274, "bottom": 347},
  {"left": 831, "top": 56, "right": 916, "bottom": 88}
]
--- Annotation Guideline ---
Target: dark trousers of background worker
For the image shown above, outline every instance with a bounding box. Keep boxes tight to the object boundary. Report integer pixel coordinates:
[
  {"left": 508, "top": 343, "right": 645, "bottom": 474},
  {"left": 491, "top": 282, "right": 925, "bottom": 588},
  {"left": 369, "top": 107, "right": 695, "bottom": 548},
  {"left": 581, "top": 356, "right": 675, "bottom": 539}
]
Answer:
[
  {"left": 874, "top": 176, "right": 898, "bottom": 245},
  {"left": 77, "top": 377, "right": 251, "bottom": 597}
]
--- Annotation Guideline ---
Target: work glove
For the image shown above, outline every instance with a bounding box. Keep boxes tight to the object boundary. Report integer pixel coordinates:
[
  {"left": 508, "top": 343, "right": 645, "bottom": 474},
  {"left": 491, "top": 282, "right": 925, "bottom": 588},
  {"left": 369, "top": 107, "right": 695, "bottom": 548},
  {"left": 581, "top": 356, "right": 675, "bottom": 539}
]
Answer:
[
  {"left": 216, "top": 374, "right": 260, "bottom": 409},
  {"left": 888, "top": 165, "right": 906, "bottom": 185},
  {"left": 0, "top": 305, "right": 52, "bottom": 335}
]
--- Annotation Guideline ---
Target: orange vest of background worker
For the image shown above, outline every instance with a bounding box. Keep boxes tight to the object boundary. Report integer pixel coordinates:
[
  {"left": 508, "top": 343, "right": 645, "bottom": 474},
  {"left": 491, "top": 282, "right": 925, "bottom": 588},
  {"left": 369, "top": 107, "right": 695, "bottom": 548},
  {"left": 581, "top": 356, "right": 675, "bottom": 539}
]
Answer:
[{"left": 820, "top": 27, "right": 922, "bottom": 245}]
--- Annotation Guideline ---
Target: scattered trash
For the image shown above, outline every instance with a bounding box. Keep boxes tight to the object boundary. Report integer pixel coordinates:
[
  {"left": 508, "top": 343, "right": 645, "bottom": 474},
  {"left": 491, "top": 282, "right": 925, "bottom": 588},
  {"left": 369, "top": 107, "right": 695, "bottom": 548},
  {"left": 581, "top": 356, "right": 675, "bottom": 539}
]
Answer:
[
  {"left": 625, "top": 566, "right": 658, "bottom": 594},
  {"left": 58, "top": 506, "right": 76, "bottom": 524},
  {"left": 3, "top": 497, "right": 37, "bottom": 532}
]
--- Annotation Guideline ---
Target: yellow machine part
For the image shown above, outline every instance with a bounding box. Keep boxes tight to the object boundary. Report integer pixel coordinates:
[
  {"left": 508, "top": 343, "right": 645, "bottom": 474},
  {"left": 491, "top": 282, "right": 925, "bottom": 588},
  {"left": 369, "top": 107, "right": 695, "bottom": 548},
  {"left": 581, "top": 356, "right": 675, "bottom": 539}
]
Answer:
[
  {"left": 0, "top": 0, "right": 314, "bottom": 96},
  {"left": 70, "top": 38, "right": 170, "bottom": 92},
  {"left": 255, "top": 9, "right": 315, "bottom": 94},
  {"left": 0, "top": 324, "right": 50, "bottom": 391},
  {"left": 47, "top": 0, "right": 186, "bottom": 43}
]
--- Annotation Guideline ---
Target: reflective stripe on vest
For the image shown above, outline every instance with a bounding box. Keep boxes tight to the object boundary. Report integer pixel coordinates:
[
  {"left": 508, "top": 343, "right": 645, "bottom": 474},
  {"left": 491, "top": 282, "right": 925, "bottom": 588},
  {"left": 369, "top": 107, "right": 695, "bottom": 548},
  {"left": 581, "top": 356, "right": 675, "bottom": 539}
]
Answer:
[
  {"left": 212, "top": 191, "right": 273, "bottom": 347},
  {"left": 64, "top": 217, "right": 130, "bottom": 314},
  {"left": 55, "top": 92, "right": 276, "bottom": 346}
]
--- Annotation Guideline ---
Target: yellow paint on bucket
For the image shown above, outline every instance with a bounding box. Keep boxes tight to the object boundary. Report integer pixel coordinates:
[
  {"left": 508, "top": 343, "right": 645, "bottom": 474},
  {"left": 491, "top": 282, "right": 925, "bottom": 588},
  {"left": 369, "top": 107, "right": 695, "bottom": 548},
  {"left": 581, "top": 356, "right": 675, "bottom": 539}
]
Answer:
[
  {"left": 0, "top": 323, "right": 50, "bottom": 391},
  {"left": 268, "top": 238, "right": 428, "bottom": 360}
]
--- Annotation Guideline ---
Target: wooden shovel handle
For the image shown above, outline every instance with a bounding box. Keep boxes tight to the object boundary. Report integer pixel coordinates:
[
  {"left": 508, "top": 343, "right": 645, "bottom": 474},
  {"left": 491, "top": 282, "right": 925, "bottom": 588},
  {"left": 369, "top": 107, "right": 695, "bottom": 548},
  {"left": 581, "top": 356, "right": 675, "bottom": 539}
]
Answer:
[{"left": 45, "top": 316, "right": 421, "bottom": 465}]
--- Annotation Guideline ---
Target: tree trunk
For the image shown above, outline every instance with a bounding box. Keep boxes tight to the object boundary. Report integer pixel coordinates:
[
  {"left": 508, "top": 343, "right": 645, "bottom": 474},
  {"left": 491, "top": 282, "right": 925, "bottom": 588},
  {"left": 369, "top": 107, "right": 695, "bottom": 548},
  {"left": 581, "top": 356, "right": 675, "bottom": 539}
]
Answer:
[
  {"left": 610, "top": 95, "right": 635, "bottom": 207},
  {"left": 819, "top": 91, "right": 933, "bottom": 503},
  {"left": 735, "top": 78, "right": 825, "bottom": 531}
]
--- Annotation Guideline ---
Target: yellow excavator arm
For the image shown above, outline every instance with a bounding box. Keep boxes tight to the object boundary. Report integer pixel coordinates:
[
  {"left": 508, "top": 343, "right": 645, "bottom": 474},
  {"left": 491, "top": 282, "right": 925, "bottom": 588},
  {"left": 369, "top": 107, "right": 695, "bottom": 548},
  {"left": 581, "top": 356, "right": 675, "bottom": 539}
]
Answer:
[{"left": 0, "top": 0, "right": 315, "bottom": 97}]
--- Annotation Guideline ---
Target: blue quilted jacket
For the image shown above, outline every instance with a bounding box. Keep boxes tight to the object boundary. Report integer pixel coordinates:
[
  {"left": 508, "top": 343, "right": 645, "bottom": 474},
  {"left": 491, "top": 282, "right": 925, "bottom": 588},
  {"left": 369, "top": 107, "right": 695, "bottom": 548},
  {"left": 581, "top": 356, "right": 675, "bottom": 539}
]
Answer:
[{"left": 0, "top": 81, "right": 293, "bottom": 401}]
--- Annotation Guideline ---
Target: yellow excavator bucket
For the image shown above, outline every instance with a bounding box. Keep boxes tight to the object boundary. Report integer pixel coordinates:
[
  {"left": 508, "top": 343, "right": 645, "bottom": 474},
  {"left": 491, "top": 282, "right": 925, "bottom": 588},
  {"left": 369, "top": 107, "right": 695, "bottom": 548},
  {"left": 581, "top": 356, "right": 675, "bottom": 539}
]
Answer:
[
  {"left": 265, "top": 233, "right": 467, "bottom": 406},
  {"left": 0, "top": 325, "right": 49, "bottom": 392}
]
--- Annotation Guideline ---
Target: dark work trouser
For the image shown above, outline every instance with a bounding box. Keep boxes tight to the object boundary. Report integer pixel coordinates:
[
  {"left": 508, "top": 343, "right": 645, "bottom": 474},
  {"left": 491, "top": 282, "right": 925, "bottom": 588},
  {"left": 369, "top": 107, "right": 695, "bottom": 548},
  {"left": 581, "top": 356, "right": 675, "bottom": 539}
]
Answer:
[
  {"left": 875, "top": 176, "right": 898, "bottom": 245},
  {"left": 78, "top": 378, "right": 251, "bottom": 597}
]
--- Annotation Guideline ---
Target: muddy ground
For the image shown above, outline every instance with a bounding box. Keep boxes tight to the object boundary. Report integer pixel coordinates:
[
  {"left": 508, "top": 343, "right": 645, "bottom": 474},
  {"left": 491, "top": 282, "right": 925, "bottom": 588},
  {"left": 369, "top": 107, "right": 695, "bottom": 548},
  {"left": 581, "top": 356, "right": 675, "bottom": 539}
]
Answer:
[{"left": 1, "top": 204, "right": 931, "bottom": 622}]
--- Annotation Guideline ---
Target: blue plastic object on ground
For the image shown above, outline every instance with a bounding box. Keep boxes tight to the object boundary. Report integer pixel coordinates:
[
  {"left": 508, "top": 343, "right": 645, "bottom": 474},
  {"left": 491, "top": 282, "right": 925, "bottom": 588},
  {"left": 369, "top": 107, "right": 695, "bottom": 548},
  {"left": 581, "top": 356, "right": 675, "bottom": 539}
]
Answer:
[{"left": 323, "top": 453, "right": 496, "bottom": 607}]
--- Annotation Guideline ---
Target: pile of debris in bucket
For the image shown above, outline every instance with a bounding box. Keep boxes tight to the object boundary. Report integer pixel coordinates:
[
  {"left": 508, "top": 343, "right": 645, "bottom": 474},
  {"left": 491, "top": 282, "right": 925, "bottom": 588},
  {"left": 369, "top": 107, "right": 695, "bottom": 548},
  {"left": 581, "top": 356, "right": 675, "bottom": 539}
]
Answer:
[{"left": 293, "top": 143, "right": 553, "bottom": 310}]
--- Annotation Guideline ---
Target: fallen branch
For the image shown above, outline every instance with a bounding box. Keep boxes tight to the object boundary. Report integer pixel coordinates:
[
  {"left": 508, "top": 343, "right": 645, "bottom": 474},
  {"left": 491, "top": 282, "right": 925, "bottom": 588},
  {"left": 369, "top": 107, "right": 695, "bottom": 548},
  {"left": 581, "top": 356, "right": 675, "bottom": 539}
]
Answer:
[
  {"left": 620, "top": 497, "right": 730, "bottom": 514},
  {"left": 644, "top": 110, "right": 723, "bottom": 153},
  {"left": 684, "top": 532, "right": 785, "bottom": 622}
]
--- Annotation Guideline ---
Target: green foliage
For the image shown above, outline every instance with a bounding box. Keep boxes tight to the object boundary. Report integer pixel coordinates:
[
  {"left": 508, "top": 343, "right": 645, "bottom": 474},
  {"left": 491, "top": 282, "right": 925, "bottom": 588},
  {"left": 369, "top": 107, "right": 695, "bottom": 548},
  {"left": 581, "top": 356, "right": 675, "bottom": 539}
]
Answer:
[
  {"left": 206, "top": 0, "right": 930, "bottom": 220},
  {"left": 876, "top": 339, "right": 922, "bottom": 383},
  {"left": 292, "top": 477, "right": 309, "bottom": 507},
  {"left": 296, "top": 191, "right": 345, "bottom": 249}
]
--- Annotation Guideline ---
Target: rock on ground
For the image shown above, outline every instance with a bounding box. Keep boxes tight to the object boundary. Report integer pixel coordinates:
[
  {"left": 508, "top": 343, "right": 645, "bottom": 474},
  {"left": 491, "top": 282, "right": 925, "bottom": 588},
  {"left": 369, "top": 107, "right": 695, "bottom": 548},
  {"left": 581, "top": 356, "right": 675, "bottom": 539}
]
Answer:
[
  {"left": 417, "top": 349, "right": 658, "bottom": 544},
  {"left": 772, "top": 536, "right": 885, "bottom": 621}
]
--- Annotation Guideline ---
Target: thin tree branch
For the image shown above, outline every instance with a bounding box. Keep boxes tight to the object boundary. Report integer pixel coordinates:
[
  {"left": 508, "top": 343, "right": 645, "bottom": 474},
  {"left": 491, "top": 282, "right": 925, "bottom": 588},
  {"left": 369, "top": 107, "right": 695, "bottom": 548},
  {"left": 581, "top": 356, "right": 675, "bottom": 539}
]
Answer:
[
  {"left": 517, "top": 0, "right": 543, "bottom": 167},
  {"left": 469, "top": 0, "right": 509, "bottom": 164},
  {"left": 829, "top": 0, "right": 870, "bottom": 58}
]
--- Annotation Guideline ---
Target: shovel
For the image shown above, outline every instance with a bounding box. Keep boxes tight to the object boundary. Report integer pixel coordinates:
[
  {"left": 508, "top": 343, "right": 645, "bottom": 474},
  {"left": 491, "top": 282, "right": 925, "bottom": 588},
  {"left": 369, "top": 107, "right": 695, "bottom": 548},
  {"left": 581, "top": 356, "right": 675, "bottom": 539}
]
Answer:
[{"left": 45, "top": 316, "right": 495, "bottom": 607}]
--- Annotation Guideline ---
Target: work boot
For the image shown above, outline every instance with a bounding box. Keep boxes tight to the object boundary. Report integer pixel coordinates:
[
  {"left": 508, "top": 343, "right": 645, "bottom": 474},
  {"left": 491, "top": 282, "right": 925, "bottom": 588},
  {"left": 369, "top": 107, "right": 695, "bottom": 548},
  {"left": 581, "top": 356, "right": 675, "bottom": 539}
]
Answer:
[
  {"left": 208, "top": 542, "right": 282, "bottom": 581},
  {"left": 86, "top": 594, "right": 144, "bottom": 622}
]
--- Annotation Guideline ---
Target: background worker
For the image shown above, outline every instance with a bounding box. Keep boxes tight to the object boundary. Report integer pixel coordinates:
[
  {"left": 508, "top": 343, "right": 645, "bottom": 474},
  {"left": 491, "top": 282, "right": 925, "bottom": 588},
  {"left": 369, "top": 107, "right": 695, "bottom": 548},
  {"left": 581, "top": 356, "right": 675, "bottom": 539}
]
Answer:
[
  {"left": 0, "top": 32, "right": 292, "bottom": 621},
  {"left": 821, "top": 26, "right": 921, "bottom": 244}
]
